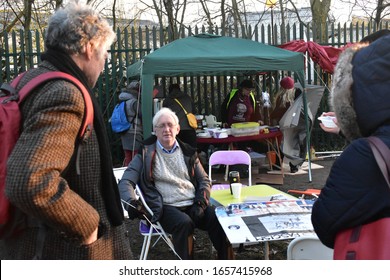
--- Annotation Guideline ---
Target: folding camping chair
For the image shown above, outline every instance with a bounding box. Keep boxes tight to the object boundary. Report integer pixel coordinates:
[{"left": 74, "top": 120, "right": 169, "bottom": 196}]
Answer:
[
  {"left": 113, "top": 167, "right": 128, "bottom": 218},
  {"left": 113, "top": 167, "right": 127, "bottom": 183},
  {"left": 208, "top": 150, "right": 252, "bottom": 190},
  {"left": 134, "top": 185, "right": 179, "bottom": 260},
  {"left": 113, "top": 167, "right": 179, "bottom": 259}
]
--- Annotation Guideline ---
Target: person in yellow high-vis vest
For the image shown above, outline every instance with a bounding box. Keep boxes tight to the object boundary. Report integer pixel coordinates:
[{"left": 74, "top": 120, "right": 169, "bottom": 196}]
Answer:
[{"left": 220, "top": 79, "right": 257, "bottom": 128}]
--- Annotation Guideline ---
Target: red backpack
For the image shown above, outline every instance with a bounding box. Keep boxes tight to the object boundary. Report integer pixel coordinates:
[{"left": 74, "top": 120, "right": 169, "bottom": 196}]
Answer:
[{"left": 0, "top": 71, "right": 94, "bottom": 238}]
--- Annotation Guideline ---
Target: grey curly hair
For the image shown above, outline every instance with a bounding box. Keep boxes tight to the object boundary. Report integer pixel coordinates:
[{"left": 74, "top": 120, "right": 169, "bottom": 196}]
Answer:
[{"left": 45, "top": 2, "right": 116, "bottom": 55}]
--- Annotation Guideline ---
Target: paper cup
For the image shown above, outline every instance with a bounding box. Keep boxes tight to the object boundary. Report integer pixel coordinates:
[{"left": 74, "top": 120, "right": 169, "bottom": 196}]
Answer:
[{"left": 231, "top": 183, "right": 242, "bottom": 199}]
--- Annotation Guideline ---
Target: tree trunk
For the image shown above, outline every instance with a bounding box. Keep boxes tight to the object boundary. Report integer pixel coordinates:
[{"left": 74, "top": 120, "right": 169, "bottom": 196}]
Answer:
[{"left": 310, "top": 0, "right": 331, "bottom": 42}]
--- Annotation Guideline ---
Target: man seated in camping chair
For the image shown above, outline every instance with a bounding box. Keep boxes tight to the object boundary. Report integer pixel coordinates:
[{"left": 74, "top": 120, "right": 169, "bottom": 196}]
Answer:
[{"left": 118, "top": 107, "right": 233, "bottom": 260}]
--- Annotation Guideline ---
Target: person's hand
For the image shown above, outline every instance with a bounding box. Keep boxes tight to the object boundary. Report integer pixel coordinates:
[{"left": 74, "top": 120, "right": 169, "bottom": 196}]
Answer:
[
  {"left": 83, "top": 227, "right": 98, "bottom": 245},
  {"left": 319, "top": 122, "right": 340, "bottom": 134},
  {"left": 127, "top": 199, "right": 148, "bottom": 220},
  {"left": 321, "top": 112, "right": 336, "bottom": 118},
  {"left": 319, "top": 112, "right": 340, "bottom": 135},
  {"left": 189, "top": 204, "right": 205, "bottom": 224}
]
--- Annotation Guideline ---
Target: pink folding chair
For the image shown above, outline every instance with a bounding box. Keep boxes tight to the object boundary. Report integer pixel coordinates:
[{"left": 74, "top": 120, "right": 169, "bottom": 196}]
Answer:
[{"left": 208, "top": 150, "right": 252, "bottom": 190}]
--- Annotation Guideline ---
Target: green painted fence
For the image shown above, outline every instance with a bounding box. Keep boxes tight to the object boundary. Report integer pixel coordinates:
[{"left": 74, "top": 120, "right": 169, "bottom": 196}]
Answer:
[{"left": 1, "top": 21, "right": 386, "bottom": 165}]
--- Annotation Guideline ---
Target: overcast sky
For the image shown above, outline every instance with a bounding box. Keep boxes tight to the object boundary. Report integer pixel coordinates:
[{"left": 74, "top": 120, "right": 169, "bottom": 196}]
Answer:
[{"left": 89, "top": 0, "right": 368, "bottom": 24}]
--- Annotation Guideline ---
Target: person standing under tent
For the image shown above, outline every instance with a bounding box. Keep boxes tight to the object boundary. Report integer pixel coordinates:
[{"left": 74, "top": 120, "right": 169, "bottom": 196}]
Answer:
[
  {"left": 163, "top": 83, "right": 197, "bottom": 147},
  {"left": 119, "top": 80, "right": 143, "bottom": 166},
  {"left": 220, "top": 79, "right": 258, "bottom": 128},
  {"left": 270, "top": 76, "right": 304, "bottom": 173},
  {"left": 270, "top": 76, "right": 298, "bottom": 126}
]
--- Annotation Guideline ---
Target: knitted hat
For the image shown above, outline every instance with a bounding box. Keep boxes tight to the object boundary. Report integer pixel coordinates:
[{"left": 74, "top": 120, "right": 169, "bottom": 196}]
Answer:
[
  {"left": 280, "top": 77, "right": 295, "bottom": 90},
  {"left": 239, "top": 79, "right": 254, "bottom": 89}
]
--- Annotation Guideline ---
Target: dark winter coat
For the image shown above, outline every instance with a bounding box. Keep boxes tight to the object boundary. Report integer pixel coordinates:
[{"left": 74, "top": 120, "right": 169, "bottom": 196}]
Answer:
[
  {"left": 118, "top": 136, "right": 210, "bottom": 223},
  {"left": 163, "top": 88, "right": 195, "bottom": 131},
  {"left": 118, "top": 89, "right": 143, "bottom": 151},
  {"left": 311, "top": 35, "right": 390, "bottom": 248}
]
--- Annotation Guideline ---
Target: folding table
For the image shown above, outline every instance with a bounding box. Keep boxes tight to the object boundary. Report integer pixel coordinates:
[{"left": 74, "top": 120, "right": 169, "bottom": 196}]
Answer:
[{"left": 211, "top": 185, "right": 315, "bottom": 259}]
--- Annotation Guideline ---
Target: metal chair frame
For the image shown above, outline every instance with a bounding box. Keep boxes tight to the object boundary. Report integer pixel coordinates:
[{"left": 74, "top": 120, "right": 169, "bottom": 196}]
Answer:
[
  {"left": 113, "top": 167, "right": 179, "bottom": 259},
  {"left": 134, "top": 185, "right": 179, "bottom": 260}
]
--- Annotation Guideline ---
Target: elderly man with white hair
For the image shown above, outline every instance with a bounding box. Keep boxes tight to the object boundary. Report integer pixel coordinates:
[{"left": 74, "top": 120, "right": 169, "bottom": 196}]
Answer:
[{"left": 119, "top": 107, "right": 232, "bottom": 260}]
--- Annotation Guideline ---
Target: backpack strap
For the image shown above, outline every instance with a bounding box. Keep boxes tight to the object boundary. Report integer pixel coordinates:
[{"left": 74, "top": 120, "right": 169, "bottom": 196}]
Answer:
[
  {"left": 15, "top": 72, "right": 94, "bottom": 176},
  {"left": 174, "top": 98, "right": 189, "bottom": 114},
  {"left": 367, "top": 136, "right": 390, "bottom": 188},
  {"left": 17, "top": 71, "right": 94, "bottom": 141},
  {"left": 123, "top": 100, "right": 137, "bottom": 126}
]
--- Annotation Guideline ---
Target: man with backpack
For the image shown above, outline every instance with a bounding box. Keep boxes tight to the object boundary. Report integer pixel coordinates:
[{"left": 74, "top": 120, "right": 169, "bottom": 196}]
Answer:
[
  {"left": 1, "top": 2, "right": 132, "bottom": 259},
  {"left": 116, "top": 80, "right": 143, "bottom": 166}
]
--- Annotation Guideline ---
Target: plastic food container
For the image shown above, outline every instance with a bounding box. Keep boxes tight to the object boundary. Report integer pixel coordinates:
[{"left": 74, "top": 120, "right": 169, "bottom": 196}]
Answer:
[
  {"left": 213, "top": 129, "right": 228, "bottom": 139},
  {"left": 231, "top": 122, "right": 260, "bottom": 137}
]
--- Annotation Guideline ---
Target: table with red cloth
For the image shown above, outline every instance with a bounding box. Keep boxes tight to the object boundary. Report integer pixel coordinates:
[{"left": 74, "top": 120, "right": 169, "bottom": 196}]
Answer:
[{"left": 196, "top": 130, "right": 283, "bottom": 175}]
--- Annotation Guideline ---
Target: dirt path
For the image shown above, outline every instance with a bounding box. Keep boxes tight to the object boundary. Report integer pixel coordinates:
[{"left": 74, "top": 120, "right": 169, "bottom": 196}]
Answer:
[
  {"left": 0, "top": 158, "right": 335, "bottom": 260},
  {"left": 127, "top": 158, "right": 335, "bottom": 260}
]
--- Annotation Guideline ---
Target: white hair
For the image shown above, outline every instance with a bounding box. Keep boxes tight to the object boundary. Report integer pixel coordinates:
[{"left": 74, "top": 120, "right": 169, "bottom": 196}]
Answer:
[{"left": 153, "top": 107, "right": 179, "bottom": 128}]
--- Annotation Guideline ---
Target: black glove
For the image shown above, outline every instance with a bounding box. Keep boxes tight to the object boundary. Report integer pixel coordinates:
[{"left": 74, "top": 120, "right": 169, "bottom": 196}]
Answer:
[
  {"left": 127, "top": 200, "right": 148, "bottom": 220},
  {"left": 189, "top": 204, "right": 205, "bottom": 224}
]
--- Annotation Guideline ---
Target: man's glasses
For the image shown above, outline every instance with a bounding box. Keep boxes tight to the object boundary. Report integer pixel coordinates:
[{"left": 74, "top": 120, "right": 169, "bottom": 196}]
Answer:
[{"left": 155, "top": 122, "right": 177, "bottom": 129}]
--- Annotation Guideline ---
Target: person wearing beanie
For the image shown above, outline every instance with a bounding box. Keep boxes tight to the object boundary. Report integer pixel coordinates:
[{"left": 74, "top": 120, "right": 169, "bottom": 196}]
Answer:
[
  {"left": 270, "top": 76, "right": 298, "bottom": 126},
  {"left": 118, "top": 80, "right": 143, "bottom": 166},
  {"left": 220, "top": 79, "right": 259, "bottom": 127},
  {"left": 269, "top": 76, "right": 304, "bottom": 173},
  {"left": 312, "top": 34, "right": 390, "bottom": 249}
]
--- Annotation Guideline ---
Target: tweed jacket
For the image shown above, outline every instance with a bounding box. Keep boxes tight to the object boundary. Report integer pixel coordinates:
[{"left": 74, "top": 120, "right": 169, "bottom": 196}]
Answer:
[{"left": 4, "top": 61, "right": 132, "bottom": 259}]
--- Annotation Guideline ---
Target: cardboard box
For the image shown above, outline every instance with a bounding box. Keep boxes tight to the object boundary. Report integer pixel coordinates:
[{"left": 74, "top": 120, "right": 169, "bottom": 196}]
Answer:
[{"left": 248, "top": 151, "right": 266, "bottom": 167}]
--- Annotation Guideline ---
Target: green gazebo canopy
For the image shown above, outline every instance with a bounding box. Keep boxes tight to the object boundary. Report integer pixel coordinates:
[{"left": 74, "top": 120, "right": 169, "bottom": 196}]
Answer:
[{"left": 127, "top": 33, "right": 306, "bottom": 137}]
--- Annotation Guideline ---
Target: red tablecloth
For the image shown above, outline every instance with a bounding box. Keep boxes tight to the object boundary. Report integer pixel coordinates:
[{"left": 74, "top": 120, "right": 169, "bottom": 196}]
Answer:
[{"left": 196, "top": 130, "right": 282, "bottom": 145}]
